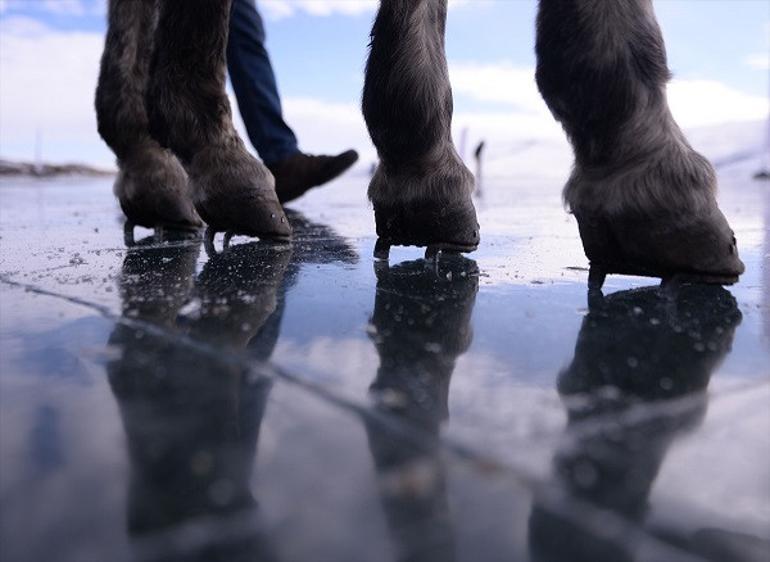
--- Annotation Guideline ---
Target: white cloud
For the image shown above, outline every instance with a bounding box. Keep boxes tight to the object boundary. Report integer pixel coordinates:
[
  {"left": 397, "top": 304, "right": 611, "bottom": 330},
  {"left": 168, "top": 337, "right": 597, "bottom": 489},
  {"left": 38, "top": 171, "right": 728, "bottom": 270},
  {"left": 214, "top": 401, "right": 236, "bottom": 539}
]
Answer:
[
  {"left": 1, "top": 0, "right": 105, "bottom": 17},
  {"left": 667, "top": 78, "right": 769, "bottom": 127},
  {"left": 0, "top": 14, "right": 49, "bottom": 35},
  {"left": 41, "top": 0, "right": 86, "bottom": 16},
  {"left": 0, "top": 17, "right": 112, "bottom": 165},
  {"left": 744, "top": 53, "right": 769, "bottom": 70},
  {"left": 449, "top": 61, "right": 550, "bottom": 116},
  {"left": 260, "top": 0, "right": 475, "bottom": 20},
  {"left": 261, "top": 0, "right": 376, "bottom": 19}
]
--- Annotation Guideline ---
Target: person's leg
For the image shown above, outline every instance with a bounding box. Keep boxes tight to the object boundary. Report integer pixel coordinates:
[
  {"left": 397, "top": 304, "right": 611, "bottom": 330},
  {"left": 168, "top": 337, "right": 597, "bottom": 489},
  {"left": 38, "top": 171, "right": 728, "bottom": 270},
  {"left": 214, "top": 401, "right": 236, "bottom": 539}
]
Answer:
[
  {"left": 226, "top": 0, "right": 358, "bottom": 203},
  {"left": 146, "top": 0, "right": 291, "bottom": 243},
  {"left": 227, "top": 0, "right": 299, "bottom": 165},
  {"left": 95, "top": 0, "right": 201, "bottom": 236},
  {"left": 362, "top": 0, "right": 479, "bottom": 260},
  {"left": 535, "top": 0, "right": 744, "bottom": 288}
]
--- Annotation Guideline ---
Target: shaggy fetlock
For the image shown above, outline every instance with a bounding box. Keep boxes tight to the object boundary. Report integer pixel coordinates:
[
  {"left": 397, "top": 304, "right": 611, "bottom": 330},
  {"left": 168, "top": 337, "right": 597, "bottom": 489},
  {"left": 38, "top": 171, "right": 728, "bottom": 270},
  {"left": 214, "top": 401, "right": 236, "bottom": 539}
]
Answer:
[
  {"left": 368, "top": 147, "right": 479, "bottom": 259},
  {"left": 536, "top": 0, "right": 744, "bottom": 288},
  {"left": 568, "top": 133, "right": 744, "bottom": 288},
  {"left": 363, "top": 0, "right": 479, "bottom": 259},
  {"left": 189, "top": 144, "right": 291, "bottom": 244},
  {"left": 114, "top": 142, "right": 201, "bottom": 234},
  {"left": 568, "top": 148, "right": 745, "bottom": 290}
]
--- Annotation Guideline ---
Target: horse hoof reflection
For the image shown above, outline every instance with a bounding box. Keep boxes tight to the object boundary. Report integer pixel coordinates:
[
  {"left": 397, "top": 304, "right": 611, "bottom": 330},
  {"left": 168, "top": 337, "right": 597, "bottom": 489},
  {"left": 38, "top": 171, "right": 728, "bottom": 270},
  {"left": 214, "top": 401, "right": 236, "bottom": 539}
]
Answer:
[
  {"left": 106, "top": 213, "right": 357, "bottom": 560},
  {"left": 365, "top": 256, "right": 479, "bottom": 562},
  {"left": 530, "top": 285, "right": 742, "bottom": 562}
]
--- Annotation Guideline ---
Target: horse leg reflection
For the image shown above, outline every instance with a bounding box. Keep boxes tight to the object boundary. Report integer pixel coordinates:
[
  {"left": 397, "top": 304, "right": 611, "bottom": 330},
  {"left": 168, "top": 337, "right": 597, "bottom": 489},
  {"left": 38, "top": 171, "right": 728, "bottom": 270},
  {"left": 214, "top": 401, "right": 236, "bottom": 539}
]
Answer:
[
  {"left": 107, "top": 240, "right": 294, "bottom": 560},
  {"left": 364, "top": 258, "right": 479, "bottom": 562},
  {"left": 529, "top": 285, "right": 742, "bottom": 562}
]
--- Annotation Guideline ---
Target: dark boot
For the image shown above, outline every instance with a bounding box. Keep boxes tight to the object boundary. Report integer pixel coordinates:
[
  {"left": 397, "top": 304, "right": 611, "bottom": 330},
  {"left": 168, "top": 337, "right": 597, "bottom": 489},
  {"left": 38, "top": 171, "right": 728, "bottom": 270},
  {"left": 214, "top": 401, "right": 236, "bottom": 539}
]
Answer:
[
  {"left": 362, "top": 0, "right": 479, "bottom": 261},
  {"left": 536, "top": 0, "right": 744, "bottom": 288},
  {"left": 266, "top": 149, "right": 359, "bottom": 203}
]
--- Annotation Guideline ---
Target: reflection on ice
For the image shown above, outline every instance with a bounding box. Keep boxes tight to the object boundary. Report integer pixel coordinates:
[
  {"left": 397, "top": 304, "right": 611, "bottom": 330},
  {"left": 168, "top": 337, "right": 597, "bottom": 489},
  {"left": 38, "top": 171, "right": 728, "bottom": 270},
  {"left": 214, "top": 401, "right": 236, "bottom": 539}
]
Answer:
[
  {"left": 531, "top": 285, "right": 745, "bottom": 562},
  {"left": 105, "top": 213, "right": 361, "bottom": 560},
  {"left": 366, "top": 257, "right": 479, "bottom": 562}
]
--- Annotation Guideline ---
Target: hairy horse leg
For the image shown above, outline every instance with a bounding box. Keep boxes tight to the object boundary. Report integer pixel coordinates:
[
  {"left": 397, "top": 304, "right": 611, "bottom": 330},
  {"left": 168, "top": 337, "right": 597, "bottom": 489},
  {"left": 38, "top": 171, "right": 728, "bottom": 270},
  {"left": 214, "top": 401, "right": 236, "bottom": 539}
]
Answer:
[
  {"left": 146, "top": 0, "right": 290, "bottom": 242},
  {"left": 536, "top": 0, "right": 744, "bottom": 288},
  {"left": 363, "top": 0, "right": 479, "bottom": 260},
  {"left": 96, "top": 0, "right": 201, "bottom": 235}
]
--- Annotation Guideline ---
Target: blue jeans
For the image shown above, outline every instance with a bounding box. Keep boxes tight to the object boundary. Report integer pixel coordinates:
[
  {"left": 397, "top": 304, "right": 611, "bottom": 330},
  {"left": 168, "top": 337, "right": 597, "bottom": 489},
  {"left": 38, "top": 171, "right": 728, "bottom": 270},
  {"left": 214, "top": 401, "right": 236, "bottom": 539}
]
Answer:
[{"left": 227, "top": 0, "right": 299, "bottom": 165}]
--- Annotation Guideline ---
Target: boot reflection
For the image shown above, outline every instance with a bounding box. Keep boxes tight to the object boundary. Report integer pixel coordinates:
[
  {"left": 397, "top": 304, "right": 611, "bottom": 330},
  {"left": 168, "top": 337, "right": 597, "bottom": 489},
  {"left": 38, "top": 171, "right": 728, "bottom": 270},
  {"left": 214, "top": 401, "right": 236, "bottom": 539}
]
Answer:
[
  {"left": 529, "top": 285, "right": 742, "bottom": 562},
  {"left": 365, "top": 257, "right": 479, "bottom": 562}
]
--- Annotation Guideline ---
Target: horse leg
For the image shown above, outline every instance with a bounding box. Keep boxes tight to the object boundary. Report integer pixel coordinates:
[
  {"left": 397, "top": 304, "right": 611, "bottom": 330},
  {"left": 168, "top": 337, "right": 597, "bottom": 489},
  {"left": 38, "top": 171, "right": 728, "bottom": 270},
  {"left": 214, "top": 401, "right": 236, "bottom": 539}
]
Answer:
[
  {"left": 146, "top": 0, "right": 290, "bottom": 242},
  {"left": 536, "top": 0, "right": 744, "bottom": 288},
  {"left": 96, "top": 0, "right": 201, "bottom": 235},
  {"left": 363, "top": 0, "right": 479, "bottom": 260}
]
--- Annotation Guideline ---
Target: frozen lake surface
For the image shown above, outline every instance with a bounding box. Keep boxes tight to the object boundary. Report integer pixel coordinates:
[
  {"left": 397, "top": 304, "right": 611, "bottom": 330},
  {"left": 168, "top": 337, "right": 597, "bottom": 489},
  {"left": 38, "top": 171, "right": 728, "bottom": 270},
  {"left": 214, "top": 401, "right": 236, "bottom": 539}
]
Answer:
[{"left": 1, "top": 144, "right": 769, "bottom": 561}]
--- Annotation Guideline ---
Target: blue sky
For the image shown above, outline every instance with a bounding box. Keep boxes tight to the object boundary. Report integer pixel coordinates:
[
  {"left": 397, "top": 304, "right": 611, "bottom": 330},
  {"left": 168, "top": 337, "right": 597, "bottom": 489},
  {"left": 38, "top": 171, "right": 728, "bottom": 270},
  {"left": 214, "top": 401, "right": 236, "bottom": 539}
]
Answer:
[{"left": 0, "top": 0, "right": 768, "bottom": 166}]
